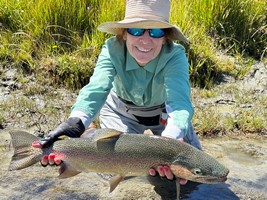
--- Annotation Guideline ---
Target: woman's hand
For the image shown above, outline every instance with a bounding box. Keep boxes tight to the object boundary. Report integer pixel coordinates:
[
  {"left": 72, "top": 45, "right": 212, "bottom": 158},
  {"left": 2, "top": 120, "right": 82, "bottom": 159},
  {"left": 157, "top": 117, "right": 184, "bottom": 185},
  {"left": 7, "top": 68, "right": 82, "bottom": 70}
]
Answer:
[
  {"left": 149, "top": 165, "right": 174, "bottom": 180},
  {"left": 149, "top": 166, "right": 188, "bottom": 184},
  {"left": 148, "top": 138, "right": 188, "bottom": 185},
  {"left": 42, "top": 153, "right": 62, "bottom": 166},
  {"left": 32, "top": 142, "right": 62, "bottom": 166},
  {"left": 31, "top": 117, "right": 85, "bottom": 166},
  {"left": 38, "top": 117, "right": 85, "bottom": 148}
]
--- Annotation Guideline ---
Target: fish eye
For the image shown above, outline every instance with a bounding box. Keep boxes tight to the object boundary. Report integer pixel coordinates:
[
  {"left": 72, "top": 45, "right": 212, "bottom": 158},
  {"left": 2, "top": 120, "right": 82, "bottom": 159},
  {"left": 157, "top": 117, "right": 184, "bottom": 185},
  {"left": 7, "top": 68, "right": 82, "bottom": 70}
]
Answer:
[{"left": 192, "top": 168, "right": 202, "bottom": 175}]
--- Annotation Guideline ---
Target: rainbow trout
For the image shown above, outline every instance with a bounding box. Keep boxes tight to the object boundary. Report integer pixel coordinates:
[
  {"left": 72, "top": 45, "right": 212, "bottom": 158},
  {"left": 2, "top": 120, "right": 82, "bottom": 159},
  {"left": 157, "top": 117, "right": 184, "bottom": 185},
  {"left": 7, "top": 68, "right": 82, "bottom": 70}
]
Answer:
[{"left": 8, "top": 128, "right": 229, "bottom": 198}]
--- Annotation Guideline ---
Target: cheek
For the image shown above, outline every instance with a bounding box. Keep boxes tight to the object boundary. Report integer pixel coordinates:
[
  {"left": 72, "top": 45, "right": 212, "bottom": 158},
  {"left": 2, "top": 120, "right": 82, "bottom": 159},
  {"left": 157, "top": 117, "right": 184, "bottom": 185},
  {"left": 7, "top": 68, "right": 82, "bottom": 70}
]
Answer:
[
  {"left": 155, "top": 45, "right": 163, "bottom": 55},
  {"left": 125, "top": 37, "right": 137, "bottom": 55},
  {"left": 152, "top": 42, "right": 164, "bottom": 57},
  {"left": 125, "top": 40, "right": 133, "bottom": 54}
]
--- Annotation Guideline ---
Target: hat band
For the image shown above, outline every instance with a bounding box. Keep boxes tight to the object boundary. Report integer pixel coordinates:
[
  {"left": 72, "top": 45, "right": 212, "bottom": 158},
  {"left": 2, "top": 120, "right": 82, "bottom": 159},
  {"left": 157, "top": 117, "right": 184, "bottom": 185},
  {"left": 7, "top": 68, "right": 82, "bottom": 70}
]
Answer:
[{"left": 124, "top": 14, "right": 169, "bottom": 23}]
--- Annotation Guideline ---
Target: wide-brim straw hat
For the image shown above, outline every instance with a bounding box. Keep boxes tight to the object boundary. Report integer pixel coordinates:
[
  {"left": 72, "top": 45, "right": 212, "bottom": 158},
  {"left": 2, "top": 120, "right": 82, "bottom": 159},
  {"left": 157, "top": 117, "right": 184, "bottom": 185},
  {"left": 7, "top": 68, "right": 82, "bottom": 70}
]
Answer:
[{"left": 97, "top": 0, "right": 188, "bottom": 42}]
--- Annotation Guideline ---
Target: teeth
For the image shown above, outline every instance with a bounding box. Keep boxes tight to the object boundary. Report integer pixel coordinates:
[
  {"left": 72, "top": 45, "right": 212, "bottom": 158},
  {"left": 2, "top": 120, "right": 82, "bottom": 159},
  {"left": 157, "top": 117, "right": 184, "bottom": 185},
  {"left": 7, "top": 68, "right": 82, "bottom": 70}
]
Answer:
[{"left": 137, "top": 47, "right": 151, "bottom": 52}]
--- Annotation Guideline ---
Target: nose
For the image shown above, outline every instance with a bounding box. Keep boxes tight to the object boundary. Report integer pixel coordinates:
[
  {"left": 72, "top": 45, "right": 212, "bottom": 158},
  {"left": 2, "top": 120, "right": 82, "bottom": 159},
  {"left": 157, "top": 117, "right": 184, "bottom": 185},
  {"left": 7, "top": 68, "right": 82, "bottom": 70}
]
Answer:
[{"left": 139, "top": 30, "right": 151, "bottom": 44}]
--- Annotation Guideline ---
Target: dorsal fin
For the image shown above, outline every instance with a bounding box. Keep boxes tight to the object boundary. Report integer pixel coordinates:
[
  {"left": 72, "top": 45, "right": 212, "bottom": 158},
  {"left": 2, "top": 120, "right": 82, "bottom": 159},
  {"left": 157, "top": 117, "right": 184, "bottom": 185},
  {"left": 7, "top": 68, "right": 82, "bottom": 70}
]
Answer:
[{"left": 92, "top": 128, "right": 122, "bottom": 142}]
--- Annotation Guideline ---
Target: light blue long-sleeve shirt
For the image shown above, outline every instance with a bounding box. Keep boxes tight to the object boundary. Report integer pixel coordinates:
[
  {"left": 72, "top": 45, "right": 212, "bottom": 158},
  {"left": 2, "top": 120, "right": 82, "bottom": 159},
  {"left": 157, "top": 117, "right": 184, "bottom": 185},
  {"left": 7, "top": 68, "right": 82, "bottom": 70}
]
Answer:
[{"left": 71, "top": 36, "right": 193, "bottom": 135}]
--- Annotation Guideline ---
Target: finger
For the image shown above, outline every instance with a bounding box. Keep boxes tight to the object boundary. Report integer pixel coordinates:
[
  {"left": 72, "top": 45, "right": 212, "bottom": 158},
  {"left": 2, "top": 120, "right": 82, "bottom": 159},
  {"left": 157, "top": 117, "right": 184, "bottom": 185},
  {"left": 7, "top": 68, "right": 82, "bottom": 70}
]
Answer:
[
  {"left": 149, "top": 168, "right": 156, "bottom": 176},
  {"left": 41, "top": 155, "right": 49, "bottom": 166},
  {"left": 48, "top": 153, "right": 56, "bottom": 165},
  {"left": 89, "top": 122, "right": 97, "bottom": 128},
  {"left": 179, "top": 178, "right": 188, "bottom": 185},
  {"left": 54, "top": 157, "right": 62, "bottom": 166},
  {"left": 157, "top": 166, "right": 165, "bottom": 177},
  {"left": 178, "top": 138, "right": 184, "bottom": 142},
  {"left": 32, "top": 141, "right": 42, "bottom": 148},
  {"left": 163, "top": 166, "right": 174, "bottom": 180}
]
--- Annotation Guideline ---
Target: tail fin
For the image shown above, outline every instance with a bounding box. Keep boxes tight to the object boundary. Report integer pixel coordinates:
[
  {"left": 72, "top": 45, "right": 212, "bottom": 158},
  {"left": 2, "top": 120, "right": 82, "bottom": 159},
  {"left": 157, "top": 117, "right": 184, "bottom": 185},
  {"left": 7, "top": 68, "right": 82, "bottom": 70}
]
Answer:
[{"left": 8, "top": 130, "right": 42, "bottom": 171}]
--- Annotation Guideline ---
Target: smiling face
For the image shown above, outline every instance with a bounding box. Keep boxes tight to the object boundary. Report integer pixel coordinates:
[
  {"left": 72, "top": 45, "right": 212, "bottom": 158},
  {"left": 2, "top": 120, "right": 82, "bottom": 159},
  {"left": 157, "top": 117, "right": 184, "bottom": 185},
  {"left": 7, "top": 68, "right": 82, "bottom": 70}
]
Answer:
[{"left": 123, "top": 30, "right": 165, "bottom": 66}]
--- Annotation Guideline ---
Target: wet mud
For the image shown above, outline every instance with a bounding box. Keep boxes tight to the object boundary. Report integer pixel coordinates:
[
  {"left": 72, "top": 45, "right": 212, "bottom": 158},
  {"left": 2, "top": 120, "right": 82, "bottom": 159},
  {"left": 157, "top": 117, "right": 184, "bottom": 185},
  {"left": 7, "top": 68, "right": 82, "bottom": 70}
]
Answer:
[{"left": 0, "top": 130, "right": 266, "bottom": 200}]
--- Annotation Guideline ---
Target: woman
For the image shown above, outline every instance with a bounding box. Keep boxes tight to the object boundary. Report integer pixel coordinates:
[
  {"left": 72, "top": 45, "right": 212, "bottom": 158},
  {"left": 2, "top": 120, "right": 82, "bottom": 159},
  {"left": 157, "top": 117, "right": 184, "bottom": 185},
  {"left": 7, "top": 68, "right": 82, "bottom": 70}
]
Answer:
[{"left": 33, "top": 0, "right": 201, "bottom": 184}]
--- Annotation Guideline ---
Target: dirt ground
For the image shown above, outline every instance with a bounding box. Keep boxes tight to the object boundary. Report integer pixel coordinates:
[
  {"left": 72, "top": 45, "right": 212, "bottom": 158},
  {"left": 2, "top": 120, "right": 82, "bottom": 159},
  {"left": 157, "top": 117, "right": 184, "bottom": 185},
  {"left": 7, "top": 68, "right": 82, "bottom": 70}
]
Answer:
[
  {"left": 1, "top": 129, "right": 266, "bottom": 200},
  {"left": 0, "top": 55, "right": 266, "bottom": 199}
]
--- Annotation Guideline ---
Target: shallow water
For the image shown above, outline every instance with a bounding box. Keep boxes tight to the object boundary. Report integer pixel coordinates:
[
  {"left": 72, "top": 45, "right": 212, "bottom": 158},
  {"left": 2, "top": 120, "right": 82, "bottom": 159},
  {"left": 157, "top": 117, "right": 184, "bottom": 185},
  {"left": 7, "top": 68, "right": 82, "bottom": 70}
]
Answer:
[
  {"left": 183, "top": 135, "right": 267, "bottom": 200},
  {"left": 0, "top": 130, "right": 266, "bottom": 200}
]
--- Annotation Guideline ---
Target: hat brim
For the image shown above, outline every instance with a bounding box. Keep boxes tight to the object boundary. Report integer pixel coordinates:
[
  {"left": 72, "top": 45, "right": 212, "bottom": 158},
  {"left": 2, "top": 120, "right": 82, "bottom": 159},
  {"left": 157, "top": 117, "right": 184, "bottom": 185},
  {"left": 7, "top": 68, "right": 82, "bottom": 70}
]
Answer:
[{"left": 97, "top": 19, "right": 188, "bottom": 42}]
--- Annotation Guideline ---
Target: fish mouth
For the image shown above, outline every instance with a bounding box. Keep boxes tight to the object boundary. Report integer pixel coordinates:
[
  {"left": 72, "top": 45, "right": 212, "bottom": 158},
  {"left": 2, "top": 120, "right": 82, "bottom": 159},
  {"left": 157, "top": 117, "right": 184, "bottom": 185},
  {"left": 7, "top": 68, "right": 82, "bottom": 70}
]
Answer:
[
  {"left": 170, "top": 164, "right": 228, "bottom": 184},
  {"left": 195, "top": 175, "right": 228, "bottom": 184}
]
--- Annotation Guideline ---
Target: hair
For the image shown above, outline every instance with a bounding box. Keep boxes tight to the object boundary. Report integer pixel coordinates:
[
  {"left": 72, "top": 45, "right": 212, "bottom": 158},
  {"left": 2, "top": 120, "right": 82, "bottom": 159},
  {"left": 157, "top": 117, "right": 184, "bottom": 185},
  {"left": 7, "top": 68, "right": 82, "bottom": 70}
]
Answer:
[
  {"left": 164, "top": 28, "right": 174, "bottom": 49},
  {"left": 116, "top": 29, "right": 126, "bottom": 44}
]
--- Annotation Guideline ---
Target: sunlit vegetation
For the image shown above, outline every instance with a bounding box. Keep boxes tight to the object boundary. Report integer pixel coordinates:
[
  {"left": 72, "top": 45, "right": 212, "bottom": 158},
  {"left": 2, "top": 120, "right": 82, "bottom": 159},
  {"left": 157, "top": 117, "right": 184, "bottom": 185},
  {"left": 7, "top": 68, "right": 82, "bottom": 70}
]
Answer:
[
  {"left": 0, "top": 0, "right": 265, "bottom": 89},
  {"left": 0, "top": 0, "right": 266, "bottom": 133}
]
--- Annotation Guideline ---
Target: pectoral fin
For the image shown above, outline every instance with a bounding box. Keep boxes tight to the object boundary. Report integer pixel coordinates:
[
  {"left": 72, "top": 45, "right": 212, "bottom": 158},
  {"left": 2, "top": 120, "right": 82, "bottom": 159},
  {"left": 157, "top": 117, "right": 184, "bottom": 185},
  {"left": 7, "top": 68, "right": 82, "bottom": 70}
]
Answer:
[
  {"left": 58, "top": 162, "right": 81, "bottom": 179},
  {"left": 109, "top": 175, "right": 124, "bottom": 193},
  {"left": 176, "top": 178, "right": 181, "bottom": 200}
]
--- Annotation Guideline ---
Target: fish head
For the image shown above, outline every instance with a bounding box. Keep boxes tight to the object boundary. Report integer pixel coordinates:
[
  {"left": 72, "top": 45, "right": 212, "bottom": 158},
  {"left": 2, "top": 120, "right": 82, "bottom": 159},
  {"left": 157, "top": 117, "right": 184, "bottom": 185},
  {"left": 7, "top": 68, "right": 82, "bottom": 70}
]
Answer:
[{"left": 170, "top": 150, "right": 229, "bottom": 184}]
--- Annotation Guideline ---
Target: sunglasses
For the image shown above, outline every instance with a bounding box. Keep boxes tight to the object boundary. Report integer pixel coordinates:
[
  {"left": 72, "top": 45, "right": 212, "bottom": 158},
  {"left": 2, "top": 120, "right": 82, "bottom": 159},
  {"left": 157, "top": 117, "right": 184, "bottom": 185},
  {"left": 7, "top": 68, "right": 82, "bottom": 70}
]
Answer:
[{"left": 127, "top": 28, "right": 165, "bottom": 38}]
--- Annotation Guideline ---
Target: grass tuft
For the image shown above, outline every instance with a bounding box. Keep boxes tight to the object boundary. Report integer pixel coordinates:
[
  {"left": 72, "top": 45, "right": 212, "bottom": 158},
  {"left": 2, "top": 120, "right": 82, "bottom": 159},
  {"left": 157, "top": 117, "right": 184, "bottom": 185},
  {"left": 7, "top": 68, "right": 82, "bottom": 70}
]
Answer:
[
  {"left": 1, "top": 0, "right": 265, "bottom": 134},
  {"left": 1, "top": 0, "right": 265, "bottom": 90}
]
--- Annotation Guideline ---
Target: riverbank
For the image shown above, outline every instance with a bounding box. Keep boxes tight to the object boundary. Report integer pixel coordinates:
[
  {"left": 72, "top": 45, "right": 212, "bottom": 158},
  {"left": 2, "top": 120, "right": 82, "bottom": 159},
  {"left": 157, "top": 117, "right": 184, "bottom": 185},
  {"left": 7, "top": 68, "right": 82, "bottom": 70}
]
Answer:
[
  {"left": 1, "top": 59, "right": 266, "bottom": 135},
  {"left": 1, "top": 128, "right": 266, "bottom": 199},
  {"left": 0, "top": 51, "right": 266, "bottom": 200}
]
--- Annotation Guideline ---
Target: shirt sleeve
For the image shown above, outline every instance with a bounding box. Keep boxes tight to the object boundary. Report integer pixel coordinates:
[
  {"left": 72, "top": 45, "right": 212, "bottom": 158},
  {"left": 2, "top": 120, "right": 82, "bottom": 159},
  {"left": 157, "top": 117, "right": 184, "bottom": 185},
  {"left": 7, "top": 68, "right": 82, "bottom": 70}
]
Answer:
[
  {"left": 71, "top": 40, "right": 116, "bottom": 119},
  {"left": 164, "top": 44, "right": 193, "bottom": 135}
]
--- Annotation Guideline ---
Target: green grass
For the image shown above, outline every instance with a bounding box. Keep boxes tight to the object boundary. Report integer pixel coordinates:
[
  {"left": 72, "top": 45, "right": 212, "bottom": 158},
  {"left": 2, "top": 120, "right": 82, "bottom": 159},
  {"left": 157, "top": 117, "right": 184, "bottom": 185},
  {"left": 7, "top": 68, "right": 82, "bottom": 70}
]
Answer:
[
  {"left": 0, "top": 0, "right": 266, "bottom": 90},
  {"left": 192, "top": 84, "right": 267, "bottom": 135},
  {"left": 0, "top": 0, "right": 266, "bottom": 133},
  {"left": 210, "top": 0, "right": 267, "bottom": 59}
]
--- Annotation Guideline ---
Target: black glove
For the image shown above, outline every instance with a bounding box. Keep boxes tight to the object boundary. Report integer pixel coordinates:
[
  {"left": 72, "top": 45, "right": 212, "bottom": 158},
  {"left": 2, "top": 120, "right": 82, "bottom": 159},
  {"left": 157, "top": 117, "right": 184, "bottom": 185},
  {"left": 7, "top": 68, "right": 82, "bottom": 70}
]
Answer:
[{"left": 39, "top": 117, "right": 85, "bottom": 148}]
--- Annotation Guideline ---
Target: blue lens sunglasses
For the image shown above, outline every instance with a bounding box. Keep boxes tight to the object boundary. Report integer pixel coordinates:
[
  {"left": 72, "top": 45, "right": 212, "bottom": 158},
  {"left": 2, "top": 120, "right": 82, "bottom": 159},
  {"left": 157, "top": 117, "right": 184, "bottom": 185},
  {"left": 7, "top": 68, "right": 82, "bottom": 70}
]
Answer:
[{"left": 127, "top": 28, "right": 165, "bottom": 38}]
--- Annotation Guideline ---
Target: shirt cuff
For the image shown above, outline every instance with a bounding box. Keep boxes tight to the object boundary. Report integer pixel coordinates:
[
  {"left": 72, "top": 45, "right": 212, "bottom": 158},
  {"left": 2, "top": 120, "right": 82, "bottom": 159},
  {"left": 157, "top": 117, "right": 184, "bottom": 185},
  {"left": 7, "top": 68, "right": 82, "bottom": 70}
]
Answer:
[
  {"left": 70, "top": 110, "right": 92, "bottom": 129},
  {"left": 161, "top": 124, "right": 185, "bottom": 139}
]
